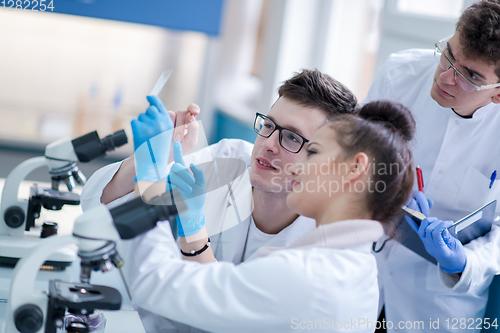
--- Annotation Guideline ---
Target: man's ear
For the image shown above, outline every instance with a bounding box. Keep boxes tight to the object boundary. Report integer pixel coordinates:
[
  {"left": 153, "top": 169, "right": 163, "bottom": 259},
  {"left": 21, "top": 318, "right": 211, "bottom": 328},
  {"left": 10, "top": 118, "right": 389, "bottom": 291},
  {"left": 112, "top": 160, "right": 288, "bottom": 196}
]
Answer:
[
  {"left": 491, "top": 88, "right": 500, "bottom": 104},
  {"left": 344, "top": 152, "right": 370, "bottom": 183}
]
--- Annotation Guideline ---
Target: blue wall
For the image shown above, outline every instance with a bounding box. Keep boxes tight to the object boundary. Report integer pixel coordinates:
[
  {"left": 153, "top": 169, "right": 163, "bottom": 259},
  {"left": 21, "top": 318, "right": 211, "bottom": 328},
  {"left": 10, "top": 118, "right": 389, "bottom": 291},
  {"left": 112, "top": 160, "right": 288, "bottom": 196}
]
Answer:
[
  {"left": 51, "top": 0, "right": 224, "bottom": 36},
  {"left": 211, "top": 110, "right": 257, "bottom": 144}
]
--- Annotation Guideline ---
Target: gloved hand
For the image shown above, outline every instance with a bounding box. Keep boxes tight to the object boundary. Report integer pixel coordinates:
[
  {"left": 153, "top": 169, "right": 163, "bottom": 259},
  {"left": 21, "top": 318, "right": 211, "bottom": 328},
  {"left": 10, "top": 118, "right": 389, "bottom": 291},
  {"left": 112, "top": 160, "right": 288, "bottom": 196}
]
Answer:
[
  {"left": 405, "top": 216, "right": 467, "bottom": 273},
  {"left": 406, "top": 190, "right": 434, "bottom": 216},
  {"left": 131, "top": 96, "right": 173, "bottom": 182},
  {"left": 168, "top": 141, "right": 207, "bottom": 237}
]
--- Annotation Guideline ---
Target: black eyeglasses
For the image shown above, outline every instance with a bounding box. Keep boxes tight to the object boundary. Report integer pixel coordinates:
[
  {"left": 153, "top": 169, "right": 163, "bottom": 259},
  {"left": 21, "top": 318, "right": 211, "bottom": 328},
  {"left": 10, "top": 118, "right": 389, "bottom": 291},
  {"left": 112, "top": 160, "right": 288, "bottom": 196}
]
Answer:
[{"left": 253, "top": 113, "right": 309, "bottom": 153}]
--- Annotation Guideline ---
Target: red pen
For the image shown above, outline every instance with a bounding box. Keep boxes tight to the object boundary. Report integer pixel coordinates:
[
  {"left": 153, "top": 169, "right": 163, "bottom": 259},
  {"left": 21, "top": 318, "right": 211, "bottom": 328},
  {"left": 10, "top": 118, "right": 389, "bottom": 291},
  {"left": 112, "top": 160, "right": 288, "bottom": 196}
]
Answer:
[{"left": 416, "top": 166, "right": 424, "bottom": 192}]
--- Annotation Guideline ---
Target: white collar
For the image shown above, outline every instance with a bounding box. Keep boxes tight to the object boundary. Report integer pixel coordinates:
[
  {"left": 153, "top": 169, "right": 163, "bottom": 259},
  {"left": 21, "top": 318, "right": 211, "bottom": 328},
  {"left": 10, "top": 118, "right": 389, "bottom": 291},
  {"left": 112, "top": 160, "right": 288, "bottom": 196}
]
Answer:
[
  {"left": 251, "top": 219, "right": 383, "bottom": 259},
  {"left": 289, "top": 219, "right": 383, "bottom": 250}
]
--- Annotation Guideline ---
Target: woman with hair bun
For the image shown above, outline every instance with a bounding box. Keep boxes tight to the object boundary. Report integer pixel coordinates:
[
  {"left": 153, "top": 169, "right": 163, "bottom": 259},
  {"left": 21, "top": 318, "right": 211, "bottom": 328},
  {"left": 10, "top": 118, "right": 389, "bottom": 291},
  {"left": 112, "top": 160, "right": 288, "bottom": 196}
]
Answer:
[
  {"left": 124, "top": 100, "right": 416, "bottom": 333},
  {"left": 287, "top": 99, "right": 415, "bottom": 238}
]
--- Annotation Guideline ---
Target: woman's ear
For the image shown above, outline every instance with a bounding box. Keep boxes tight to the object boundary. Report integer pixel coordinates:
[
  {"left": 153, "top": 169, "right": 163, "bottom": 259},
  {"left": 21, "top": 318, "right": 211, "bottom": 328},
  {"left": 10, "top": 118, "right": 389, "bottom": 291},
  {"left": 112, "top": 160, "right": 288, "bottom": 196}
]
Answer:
[{"left": 344, "top": 152, "right": 370, "bottom": 184}]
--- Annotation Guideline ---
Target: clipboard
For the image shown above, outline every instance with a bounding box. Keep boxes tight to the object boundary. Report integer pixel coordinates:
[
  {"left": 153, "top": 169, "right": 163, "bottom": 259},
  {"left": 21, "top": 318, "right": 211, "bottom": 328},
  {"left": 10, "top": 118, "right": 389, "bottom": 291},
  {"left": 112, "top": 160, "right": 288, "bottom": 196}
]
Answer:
[
  {"left": 399, "top": 200, "right": 497, "bottom": 264},
  {"left": 447, "top": 200, "right": 497, "bottom": 245}
]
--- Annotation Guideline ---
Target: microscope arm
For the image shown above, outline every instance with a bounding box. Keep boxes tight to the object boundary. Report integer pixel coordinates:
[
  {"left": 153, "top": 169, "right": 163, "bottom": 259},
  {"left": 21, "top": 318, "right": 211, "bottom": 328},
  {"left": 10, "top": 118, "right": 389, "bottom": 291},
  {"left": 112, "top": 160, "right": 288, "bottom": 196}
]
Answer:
[
  {"left": 0, "top": 157, "right": 47, "bottom": 237},
  {"left": 3, "top": 208, "right": 121, "bottom": 333},
  {"left": 1, "top": 130, "right": 128, "bottom": 238},
  {"left": 3, "top": 235, "right": 77, "bottom": 333},
  {"left": 0, "top": 137, "right": 81, "bottom": 237},
  {"left": 72, "top": 205, "right": 121, "bottom": 252},
  {"left": 44, "top": 138, "right": 79, "bottom": 174}
]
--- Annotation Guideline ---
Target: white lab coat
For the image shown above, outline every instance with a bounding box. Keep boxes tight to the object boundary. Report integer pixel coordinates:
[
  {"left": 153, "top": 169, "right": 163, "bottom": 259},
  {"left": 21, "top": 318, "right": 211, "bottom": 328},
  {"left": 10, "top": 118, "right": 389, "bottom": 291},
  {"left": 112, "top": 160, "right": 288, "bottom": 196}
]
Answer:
[
  {"left": 81, "top": 138, "right": 316, "bottom": 332},
  {"left": 123, "top": 218, "right": 383, "bottom": 333},
  {"left": 364, "top": 49, "right": 500, "bottom": 332}
]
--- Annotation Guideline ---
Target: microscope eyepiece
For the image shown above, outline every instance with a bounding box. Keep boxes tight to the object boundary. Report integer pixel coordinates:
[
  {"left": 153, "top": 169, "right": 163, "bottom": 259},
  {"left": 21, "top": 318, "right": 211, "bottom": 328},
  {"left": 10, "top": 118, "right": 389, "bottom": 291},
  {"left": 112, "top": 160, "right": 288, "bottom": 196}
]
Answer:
[
  {"left": 72, "top": 130, "right": 128, "bottom": 163},
  {"left": 101, "top": 130, "right": 128, "bottom": 153}
]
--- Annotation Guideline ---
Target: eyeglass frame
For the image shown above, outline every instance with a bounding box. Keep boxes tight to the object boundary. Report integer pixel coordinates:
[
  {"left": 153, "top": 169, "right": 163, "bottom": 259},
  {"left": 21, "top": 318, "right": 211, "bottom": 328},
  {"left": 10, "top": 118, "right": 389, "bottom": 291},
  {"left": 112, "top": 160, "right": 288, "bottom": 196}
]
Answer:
[
  {"left": 253, "top": 112, "right": 309, "bottom": 154},
  {"left": 434, "top": 36, "right": 500, "bottom": 92}
]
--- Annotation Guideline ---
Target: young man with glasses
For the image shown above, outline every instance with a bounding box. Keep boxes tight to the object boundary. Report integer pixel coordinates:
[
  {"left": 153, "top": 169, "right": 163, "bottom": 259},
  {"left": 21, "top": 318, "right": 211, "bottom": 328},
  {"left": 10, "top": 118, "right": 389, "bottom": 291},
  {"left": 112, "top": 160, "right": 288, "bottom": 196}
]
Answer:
[
  {"left": 80, "top": 69, "right": 357, "bottom": 332},
  {"left": 364, "top": 1, "right": 500, "bottom": 332}
]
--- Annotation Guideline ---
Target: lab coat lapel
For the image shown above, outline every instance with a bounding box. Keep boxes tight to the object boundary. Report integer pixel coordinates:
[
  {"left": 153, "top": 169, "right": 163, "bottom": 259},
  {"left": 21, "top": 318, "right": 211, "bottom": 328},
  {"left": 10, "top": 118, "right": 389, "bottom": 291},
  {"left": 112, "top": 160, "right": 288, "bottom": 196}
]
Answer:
[
  {"left": 219, "top": 213, "right": 251, "bottom": 264},
  {"left": 218, "top": 180, "right": 253, "bottom": 264}
]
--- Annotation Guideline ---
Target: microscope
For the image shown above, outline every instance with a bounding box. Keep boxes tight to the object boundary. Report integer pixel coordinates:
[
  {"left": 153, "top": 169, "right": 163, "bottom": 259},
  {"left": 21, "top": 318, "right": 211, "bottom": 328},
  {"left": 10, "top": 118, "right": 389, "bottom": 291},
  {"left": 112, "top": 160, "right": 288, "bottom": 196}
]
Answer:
[
  {"left": 3, "top": 189, "right": 185, "bottom": 333},
  {"left": 0, "top": 130, "right": 128, "bottom": 269}
]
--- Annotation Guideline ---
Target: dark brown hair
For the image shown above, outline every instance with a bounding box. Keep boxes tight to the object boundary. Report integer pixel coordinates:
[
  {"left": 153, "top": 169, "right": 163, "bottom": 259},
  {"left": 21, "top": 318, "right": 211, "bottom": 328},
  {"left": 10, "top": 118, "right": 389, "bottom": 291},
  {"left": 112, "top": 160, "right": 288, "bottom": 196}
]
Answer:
[
  {"left": 278, "top": 69, "right": 358, "bottom": 119},
  {"left": 327, "top": 100, "right": 416, "bottom": 233},
  {"left": 456, "top": 0, "right": 500, "bottom": 78}
]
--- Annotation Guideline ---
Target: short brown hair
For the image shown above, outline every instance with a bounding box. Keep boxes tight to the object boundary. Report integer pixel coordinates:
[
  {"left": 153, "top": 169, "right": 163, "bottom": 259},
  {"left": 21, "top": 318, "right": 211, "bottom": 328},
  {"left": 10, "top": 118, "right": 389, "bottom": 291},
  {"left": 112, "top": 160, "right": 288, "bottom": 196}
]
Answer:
[
  {"left": 327, "top": 100, "right": 416, "bottom": 234},
  {"left": 278, "top": 69, "right": 358, "bottom": 120},
  {"left": 456, "top": 0, "right": 500, "bottom": 78}
]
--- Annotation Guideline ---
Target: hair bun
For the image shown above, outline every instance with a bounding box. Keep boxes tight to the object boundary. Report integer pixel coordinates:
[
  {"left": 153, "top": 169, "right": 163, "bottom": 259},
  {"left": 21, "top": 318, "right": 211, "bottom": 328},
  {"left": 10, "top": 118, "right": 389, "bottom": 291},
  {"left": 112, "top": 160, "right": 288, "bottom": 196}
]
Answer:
[{"left": 358, "top": 100, "right": 416, "bottom": 141}]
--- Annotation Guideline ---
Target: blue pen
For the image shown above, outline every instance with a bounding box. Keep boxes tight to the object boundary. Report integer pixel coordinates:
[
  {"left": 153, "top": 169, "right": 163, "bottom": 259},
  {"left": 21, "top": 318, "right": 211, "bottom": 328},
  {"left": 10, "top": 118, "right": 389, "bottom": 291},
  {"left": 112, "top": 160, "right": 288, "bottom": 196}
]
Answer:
[{"left": 490, "top": 170, "right": 497, "bottom": 189}]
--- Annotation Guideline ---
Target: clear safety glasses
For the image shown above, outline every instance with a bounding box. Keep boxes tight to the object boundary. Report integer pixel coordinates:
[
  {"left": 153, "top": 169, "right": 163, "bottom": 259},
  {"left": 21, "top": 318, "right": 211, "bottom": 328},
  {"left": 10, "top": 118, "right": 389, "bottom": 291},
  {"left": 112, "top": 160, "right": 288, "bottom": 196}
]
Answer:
[
  {"left": 434, "top": 36, "right": 500, "bottom": 93},
  {"left": 253, "top": 113, "right": 309, "bottom": 154}
]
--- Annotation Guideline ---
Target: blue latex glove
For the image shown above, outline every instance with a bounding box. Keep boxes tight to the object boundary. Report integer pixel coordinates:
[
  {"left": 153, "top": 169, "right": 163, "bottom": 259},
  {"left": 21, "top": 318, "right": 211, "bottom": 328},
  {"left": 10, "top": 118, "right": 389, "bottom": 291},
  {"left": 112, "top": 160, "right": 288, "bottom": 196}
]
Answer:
[
  {"left": 131, "top": 96, "right": 173, "bottom": 182},
  {"left": 168, "top": 142, "right": 206, "bottom": 237},
  {"left": 405, "top": 216, "right": 467, "bottom": 273},
  {"left": 406, "top": 190, "right": 434, "bottom": 216}
]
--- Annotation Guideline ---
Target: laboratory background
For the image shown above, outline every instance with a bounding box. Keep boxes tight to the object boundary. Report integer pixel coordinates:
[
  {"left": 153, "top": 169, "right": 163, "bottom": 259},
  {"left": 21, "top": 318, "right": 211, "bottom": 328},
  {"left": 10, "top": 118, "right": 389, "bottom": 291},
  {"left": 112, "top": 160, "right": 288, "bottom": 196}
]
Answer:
[
  {"left": 0, "top": 0, "right": 499, "bottom": 332},
  {"left": 0, "top": 0, "right": 470, "bottom": 179}
]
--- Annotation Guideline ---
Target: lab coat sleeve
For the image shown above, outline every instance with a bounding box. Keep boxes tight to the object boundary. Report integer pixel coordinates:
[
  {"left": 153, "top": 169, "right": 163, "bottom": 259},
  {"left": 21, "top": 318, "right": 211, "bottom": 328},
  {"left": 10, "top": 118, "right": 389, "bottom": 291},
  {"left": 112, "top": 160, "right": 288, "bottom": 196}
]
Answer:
[
  {"left": 438, "top": 225, "right": 500, "bottom": 293},
  {"left": 80, "top": 161, "right": 134, "bottom": 212},
  {"left": 208, "top": 138, "right": 253, "bottom": 161},
  {"left": 362, "top": 54, "right": 399, "bottom": 105},
  {"left": 124, "top": 222, "right": 318, "bottom": 333},
  {"left": 363, "top": 49, "right": 432, "bottom": 105},
  {"left": 363, "top": 69, "right": 389, "bottom": 104}
]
